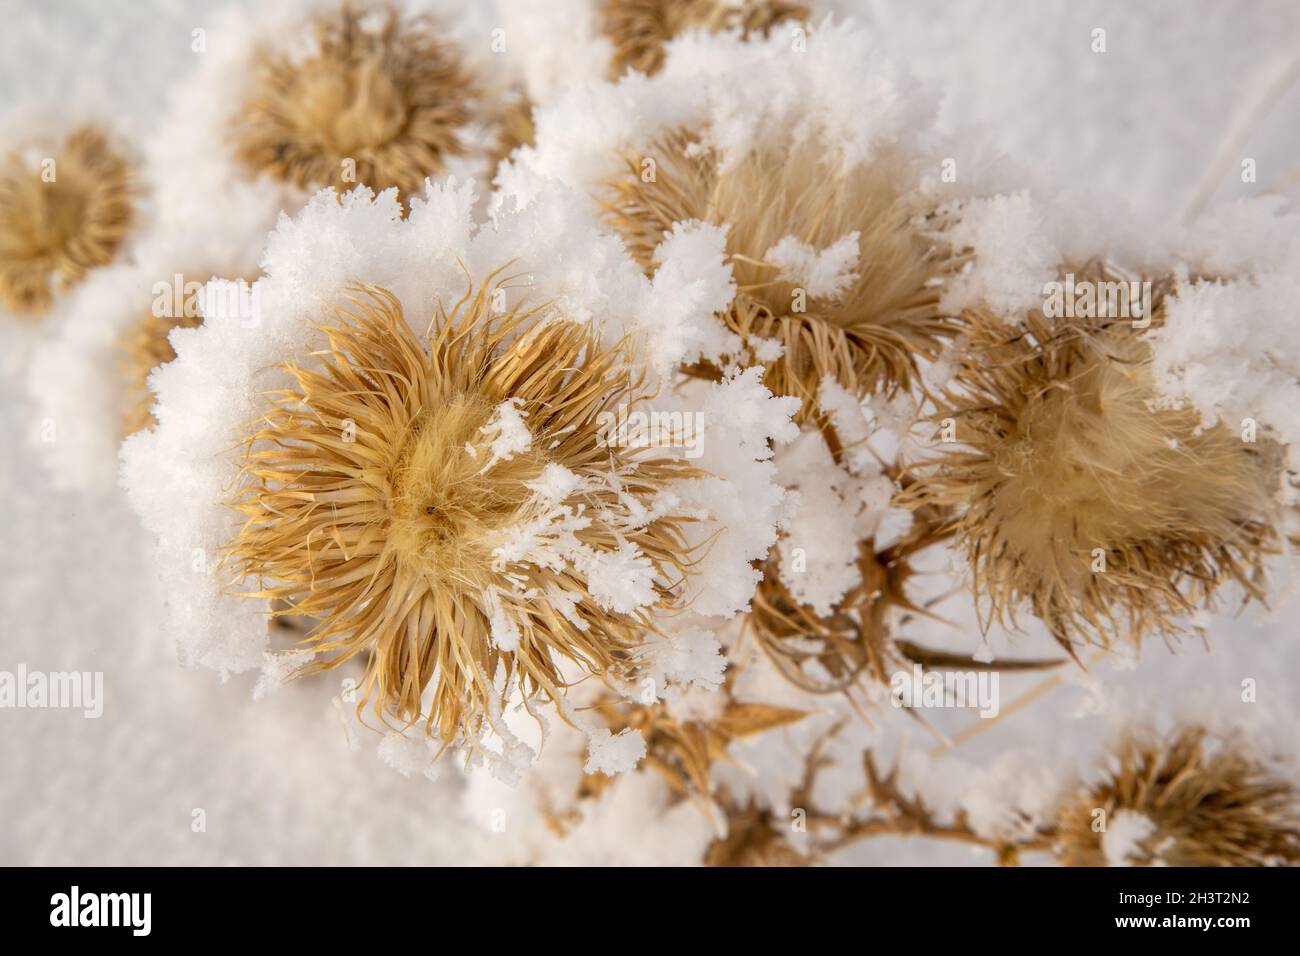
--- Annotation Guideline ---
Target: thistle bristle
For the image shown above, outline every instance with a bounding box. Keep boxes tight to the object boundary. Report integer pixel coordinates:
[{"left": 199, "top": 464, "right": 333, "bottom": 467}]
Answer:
[
  {"left": 225, "top": 280, "right": 703, "bottom": 747},
  {"left": 902, "top": 282, "right": 1284, "bottom": 651},
  {"left": 598, "top": 129, "right": 961, "bottom": 419},
  {"left": 233, "top": 3, "right": 476, "bottom": 204},
  {"left": 1055, "top": 726, "right": 1300, "bottom": 866},
  {"left": 0, "top": 126, "right": 135, "bottom": 317}
]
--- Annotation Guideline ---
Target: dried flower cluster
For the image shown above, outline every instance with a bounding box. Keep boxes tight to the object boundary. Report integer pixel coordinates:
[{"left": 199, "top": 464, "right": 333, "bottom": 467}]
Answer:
[{"left": 22, "top": 3, "right": 1292, "bottom": 869}]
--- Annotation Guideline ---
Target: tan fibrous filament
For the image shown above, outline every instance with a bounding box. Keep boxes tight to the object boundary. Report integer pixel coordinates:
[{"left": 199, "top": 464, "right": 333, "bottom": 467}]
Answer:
[
  {"left": 0, "top": 126, "right": 135, "bottom": 317},
  {"left": 599, "top": 129, "right": 961, "bottom": 420},
  {"left": 225, "top": 278, "right": 703, "bottom": 748},
  {"left": 903, "top": 281, "right": 1284, "bottom": 652},
  {"left": 234, "top": 3, "right": 477, "bottom": 204}
]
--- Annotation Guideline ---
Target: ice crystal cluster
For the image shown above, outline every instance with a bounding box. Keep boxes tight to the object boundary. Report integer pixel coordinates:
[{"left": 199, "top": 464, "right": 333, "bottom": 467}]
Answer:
[{"left": 4, "top": 0, "right": 1300, "bottom": 867}]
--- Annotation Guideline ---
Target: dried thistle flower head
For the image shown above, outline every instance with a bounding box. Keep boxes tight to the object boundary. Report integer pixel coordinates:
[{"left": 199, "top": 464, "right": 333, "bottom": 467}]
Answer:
[
  {"left": 600, "top": 130, "right": 959, "bottom": 419},
  {"left": 234, "top": 3, "right": 475, "bottom": 203},
  {"left": 600, "top": 0, "right": 809, "bottom": 77},
  {"left": 1055, "top": 727, "right": 1300, "bottom": 866},
  {"left": 904, "top": 283, "right": 1283, "bottom": 650},
  {"left": 226, "top": 279, "right": 702, "bottom": 747},
  {"left": 0, "top": 126, "right": 134, "bottom": 317}
]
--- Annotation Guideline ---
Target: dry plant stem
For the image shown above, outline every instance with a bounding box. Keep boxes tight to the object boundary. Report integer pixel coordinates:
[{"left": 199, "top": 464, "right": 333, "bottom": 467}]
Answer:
[
  {"left": 808, "top": 747, "right": 1055, "bottom": 862},
  {"left": 1181, "top": 48, "right": 1300, "bottom": 223}
]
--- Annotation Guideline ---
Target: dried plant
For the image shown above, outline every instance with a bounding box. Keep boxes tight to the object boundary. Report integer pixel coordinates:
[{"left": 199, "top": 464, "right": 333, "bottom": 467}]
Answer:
[
  {"left": 705, "top": 801, "right": 814, "bottom": 866},
  {"left": 224, "top": 278, "right": 704, "bottom": 748},
  {"left": 600, "top": 0, "right": 809, "bottom": 78},
  {"left": 581, "top": 694, "right": 809, "bottom": 801},
  {"left": 902, "top": 272, "right": 1283, "bottom": 651},
  {"left": 233, "top": 3, "right": 476, "bottom": 204},
  {"left": 1055, "top": 726, "right": 1300, "bottom": 866},
  {"left": 0, "top": 126, "right": 134, "bottom": 317},
  {"left": 599, "top": 130, "right": 961, "bottom": 420}
]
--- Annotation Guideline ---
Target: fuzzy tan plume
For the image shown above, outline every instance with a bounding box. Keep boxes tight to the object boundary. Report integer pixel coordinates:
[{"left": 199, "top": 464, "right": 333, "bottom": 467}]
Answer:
[
  {"left": 0, "top": 126, "right": 134, "bottom": 317},
  {"left": 225, "top": 279, "right": 703, "bottom": 747},
  {"left": 1055, "top": 726, "right": 1300, "bottom": 866},
  {"left": 600, "top": 130, "right": 959, "bottom": 419},
  {"left": 902, "top": 284, "right": 1283, "bottom": 651},
  {"left": 233, "top": 3, "right": 475, "bottom": 204}
]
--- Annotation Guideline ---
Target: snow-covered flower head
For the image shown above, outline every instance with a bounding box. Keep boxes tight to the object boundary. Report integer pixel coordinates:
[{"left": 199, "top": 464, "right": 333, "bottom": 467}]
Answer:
[
  {"left": 0, "top": 125, "right": 135, "bottom": 319},
  {"left": 26, "top": 204, "right": 269, "bottom": 491},
  {"left": 227, "top": 279, "right": 704, "bottom": 744},
  {"left": 232, "top": 2, "right": 477, "bottom": 204},
  {"left": 500, "top": 18, "right": 959, "bottom": 421},
  {"left": 1055, "top": 727, "right": 1300, "bottom": 867},
  {"left": 123, "top": 179, "right": 797, "bottom": 772},
  {"left": 599, "top": 0, "right": 809, "bottom": 78},
  {"left": 904, "top": 266, "right": 1284, "bottom": 652},
  {"left": 150, "top": 0, "right": 519, "bottom": 233}
]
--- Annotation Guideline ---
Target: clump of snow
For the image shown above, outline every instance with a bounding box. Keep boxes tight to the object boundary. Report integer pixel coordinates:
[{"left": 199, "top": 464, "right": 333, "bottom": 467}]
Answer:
[
  {"left": 1149, "top": 198, "right": 1300, "bottom": 469},
  {"left": 575, "top": 541, "right": 658, "bottom": 615},
  {"left": 639, "top": 625, "right": 727, "bottom": 700},
  {"left": 765, "top": 232, "right": 861, "bottom": 299},
  {"left": 584, "top": 727, "right": 647, "bottom": 776},
  {"left": 479, "top": 398, "right": 533, "bottom": 468},
  {"left": 940, "top": 191, "right": 1059, "bottom": 318},
  {"left": 670, "top": 368, "right": 801, "bottom": 617},
  {"left": 1102, "top": 810, "right": 1157, "bottom": 866}
]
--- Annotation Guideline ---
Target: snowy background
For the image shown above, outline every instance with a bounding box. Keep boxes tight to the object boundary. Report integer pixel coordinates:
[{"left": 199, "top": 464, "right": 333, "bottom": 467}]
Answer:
[{"left": 2, "top": 0, "right": 1298, "bottom": 865}]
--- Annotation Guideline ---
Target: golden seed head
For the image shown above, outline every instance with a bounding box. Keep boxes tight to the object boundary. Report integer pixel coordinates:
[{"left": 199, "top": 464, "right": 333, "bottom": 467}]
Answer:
[
  {"left": 225, "top": 279, "right": 702, "bottom": 747},
  {"left": 118, "top": 277, "right": 215, "bottom": 437},
  {"left": 599, "top": 129, "right": 960, "bottom": 419},
  {"left": 0, "top": 126, "right": 135, "bottom": 318},
  {"left": 600, "top": 0, "right": 809, "bottom": 78},
  {"left": 234, "top": 3, "right": 476, "bottom": 203},
  {"left": 1055, "top": 727, "right": 1300, "bottom": 867},
  {"left": 903, "top": 285, "right": 1283, "bottom": 650}
]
